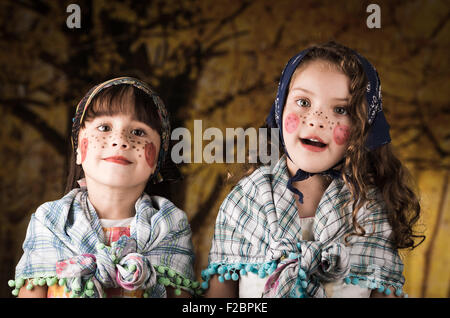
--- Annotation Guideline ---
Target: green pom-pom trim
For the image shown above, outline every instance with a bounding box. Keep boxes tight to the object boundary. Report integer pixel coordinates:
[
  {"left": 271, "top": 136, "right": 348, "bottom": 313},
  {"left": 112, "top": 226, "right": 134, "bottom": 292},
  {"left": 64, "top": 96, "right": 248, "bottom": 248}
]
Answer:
[
  {"left": 153, "top": 265, "right": 203, "bottom": 296},
  {"left": 167, "top": 269, "right": 176, "bottom": 278},
  {"left": 16, "top": 278, "right": 25, "bottom": 288},
  {"left": 86, "top": 280, "right": 94, "bottom": 290},
  {"left": 191, "top": 281, "right": 199, "bottom": 289},
  {"left": 46, "top": 277, "right": 57, "bottom": 286},
  {"left": 10, "top": 263, "right": 205, "bottom": 298},
  {"left": 157, "top": 266, "right": 166, "bottom": 274},
  {"left": 183, "top": 278, "right": 191, "bottom": 287}
]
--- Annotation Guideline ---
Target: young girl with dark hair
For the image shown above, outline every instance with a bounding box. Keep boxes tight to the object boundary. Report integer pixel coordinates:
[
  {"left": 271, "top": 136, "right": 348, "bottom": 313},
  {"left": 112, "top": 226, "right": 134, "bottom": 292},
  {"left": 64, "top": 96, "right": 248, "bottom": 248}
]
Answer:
[{"left": 10, "top": 77, "right": 201, "bottom": 298}]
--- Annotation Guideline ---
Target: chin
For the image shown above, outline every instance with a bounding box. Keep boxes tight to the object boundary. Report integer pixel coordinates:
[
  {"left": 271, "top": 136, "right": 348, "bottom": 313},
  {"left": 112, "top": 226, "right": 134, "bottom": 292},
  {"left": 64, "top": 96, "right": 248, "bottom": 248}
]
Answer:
[{"left": 289, "top": 157, "right": 336, "bottom": 174}]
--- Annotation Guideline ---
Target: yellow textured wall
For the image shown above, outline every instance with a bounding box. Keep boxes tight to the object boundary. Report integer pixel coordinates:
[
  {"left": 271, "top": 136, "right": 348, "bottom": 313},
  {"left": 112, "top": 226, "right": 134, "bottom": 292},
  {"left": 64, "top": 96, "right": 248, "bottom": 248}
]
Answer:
[{"left": 0, "top": 0, "right": 448, "bottom": 298}]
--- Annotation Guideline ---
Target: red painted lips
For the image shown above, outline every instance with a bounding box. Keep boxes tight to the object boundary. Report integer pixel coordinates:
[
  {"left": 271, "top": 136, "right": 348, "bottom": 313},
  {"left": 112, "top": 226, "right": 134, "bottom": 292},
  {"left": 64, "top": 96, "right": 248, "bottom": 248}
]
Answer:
[
  {"left": 103, "top": 156, "right": 132, "bottom": 165},
  {"left": 300, "top": 136, "right": 328, "bottom": 152}
]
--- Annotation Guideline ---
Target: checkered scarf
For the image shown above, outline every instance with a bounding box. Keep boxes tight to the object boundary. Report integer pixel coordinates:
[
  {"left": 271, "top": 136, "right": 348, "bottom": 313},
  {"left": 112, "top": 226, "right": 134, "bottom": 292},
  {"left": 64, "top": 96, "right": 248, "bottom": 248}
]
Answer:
[
  {"left": 205, "top": 156, "right": 405, "bottom": 297},
  {"left": 14, "top": 188, "right": 197, "bottom": 297}
]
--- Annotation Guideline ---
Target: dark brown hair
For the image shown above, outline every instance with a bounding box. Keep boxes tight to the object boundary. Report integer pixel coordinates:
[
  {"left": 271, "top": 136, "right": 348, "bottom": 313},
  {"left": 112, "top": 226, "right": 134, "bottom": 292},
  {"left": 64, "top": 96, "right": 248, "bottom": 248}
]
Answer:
[
  {"left": 65, "top": 84, "right": 164, "bottom": 194},
  {"left": 238, "top": 41, "right": 424, "bottom": 250}
]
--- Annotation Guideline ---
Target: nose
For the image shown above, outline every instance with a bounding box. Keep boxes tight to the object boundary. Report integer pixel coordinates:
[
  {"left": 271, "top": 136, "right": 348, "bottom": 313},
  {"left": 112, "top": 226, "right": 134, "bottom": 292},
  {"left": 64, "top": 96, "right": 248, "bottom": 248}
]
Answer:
[
  {"left": 307, "top": 111, "right": 326, "bottom": 129},
  {"left": 111, "top": 133, "right": 129, "bottom": 149}
]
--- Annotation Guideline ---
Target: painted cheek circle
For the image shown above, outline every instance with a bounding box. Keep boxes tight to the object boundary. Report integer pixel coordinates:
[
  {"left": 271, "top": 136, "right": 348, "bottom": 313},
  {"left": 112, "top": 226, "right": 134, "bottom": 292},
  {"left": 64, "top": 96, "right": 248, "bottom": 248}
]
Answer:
[
  {"left": 145, "top": 142, "right": 157, "bottom": 168},
  {"left": 80, "top": 138, "right": 89, "bottom": 163},
  {"left": 284, "top": 113, "right": 300, "bottom": 134},
  {"left": 333, "top": 125, "right": 351, "bottom": 145}
]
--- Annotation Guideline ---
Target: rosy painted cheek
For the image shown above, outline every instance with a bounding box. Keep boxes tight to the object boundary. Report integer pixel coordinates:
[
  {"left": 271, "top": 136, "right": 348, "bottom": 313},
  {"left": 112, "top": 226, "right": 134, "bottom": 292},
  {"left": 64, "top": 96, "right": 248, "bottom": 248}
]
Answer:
[
  {"left": 80, "top": 138, "right": 89, "bottom": 163},
  {"left": 333, "top": 125, "right": 351, "bottom": 146},
  {"left": 145, "top": 142, "right": 157, "bottom": 168},
  {"left": 284, "top": 113, "right": 300, "bottom": 134}
]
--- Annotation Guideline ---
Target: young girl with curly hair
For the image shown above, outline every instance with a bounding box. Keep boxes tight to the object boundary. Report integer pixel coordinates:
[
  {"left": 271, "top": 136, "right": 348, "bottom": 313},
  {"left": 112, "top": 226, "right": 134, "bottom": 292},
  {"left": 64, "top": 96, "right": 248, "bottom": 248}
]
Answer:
[{"left": 201, "top": 41, "right": 424, "bottom": 298}]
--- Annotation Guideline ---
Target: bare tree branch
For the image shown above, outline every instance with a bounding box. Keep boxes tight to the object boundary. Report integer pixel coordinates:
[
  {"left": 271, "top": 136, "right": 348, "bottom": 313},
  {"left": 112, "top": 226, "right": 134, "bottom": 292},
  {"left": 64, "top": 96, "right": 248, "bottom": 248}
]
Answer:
[
  {"left": 204, "top": 0, "right": 252, "bottom": 39},
  {"left": 2, "top": 100, "right": 66, "bottom": 155},
  {"left": 199, "top": 77, "right": 275, "bottom": 117}
]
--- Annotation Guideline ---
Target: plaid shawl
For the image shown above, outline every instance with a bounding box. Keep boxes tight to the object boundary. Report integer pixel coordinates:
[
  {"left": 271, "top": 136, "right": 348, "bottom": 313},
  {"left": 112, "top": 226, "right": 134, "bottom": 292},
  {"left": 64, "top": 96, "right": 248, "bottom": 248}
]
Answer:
[
  {"left": 12, "top": 188, "right": 200, "bottom": 298},
  {"left": 202, "top": 156, "right": 405, "bottom": 297}
]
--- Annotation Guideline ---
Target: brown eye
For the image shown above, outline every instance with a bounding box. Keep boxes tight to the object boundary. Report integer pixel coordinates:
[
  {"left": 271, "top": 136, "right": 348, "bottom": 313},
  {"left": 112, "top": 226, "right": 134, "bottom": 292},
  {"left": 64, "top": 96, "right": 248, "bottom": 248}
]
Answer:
[
  {"left": 97, "top": 124, "right": 111, "bottom": 132},
  {"left": 131, "top": 129, "right": 145, "bottom": 137},
  {"left": 334, "top": 106, "right": 348, "bottom": 115}
]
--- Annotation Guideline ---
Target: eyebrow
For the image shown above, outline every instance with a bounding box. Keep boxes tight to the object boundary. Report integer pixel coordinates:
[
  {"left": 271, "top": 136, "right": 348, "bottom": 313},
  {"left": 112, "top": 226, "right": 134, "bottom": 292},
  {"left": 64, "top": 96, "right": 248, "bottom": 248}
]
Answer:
[{"left": 290, "top": 87, "right": 349, "bottom": 102}]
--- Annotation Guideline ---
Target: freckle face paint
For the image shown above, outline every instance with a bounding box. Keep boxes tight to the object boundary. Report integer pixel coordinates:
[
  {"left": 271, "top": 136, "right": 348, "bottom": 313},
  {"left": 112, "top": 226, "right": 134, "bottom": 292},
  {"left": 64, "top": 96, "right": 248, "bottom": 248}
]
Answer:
[
  {"left": 284, "top": 113, "right": 299, "bottom": 134},
  {"left": 145, "top": 142, "right": 156, "bottom": 168},
  {"left": 80, "top": 138, "right": 88, "bottom": 163},
  {"left": 333, "top": 125, "right": 350, "bottom": 145}
]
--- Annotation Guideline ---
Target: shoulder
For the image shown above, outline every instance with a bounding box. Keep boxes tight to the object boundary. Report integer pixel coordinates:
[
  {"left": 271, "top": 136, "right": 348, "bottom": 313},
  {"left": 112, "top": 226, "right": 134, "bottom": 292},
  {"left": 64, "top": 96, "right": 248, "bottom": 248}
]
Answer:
[
  {"left": 318, "top": 180, "right": 393, "bottom": 240},
  {"left": 357, "top": 186, "right": 391, "bottom": 225},
  {"left": 216, "top": 166, "right": 275, "bottom": 227},
  {"left": 36, "top": 188, "right": 83, "bottom": 209},
  {"left": 222, "top": 166, "right": 273, "bottom": 208},
  {"left": 139, "top": 194, "right": 190, "bottom": 225},
  {"left": 232, "top": 165, "right": 273, "bottom": 199},
  {"left": 326, "top": 179, "right": 389, "bottom": 222},
  {"left": 34, "top": 188, "right": 84, "bottom": 223},
  {"left": 342, "top": 185, "right": 396, "bottom": 248},
  {"left": 19, "top": 189, "right": 85, "bottom": 254},
  {"left": 145, "top": 194, "right": 180, "bottom": 211}
]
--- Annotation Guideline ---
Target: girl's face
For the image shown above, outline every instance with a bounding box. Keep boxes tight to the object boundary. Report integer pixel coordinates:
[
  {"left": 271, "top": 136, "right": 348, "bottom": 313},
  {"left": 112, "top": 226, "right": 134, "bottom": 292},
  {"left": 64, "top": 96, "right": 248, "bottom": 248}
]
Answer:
[
  {"left": 76, "top": 114, "right": 161, "bottom": 190},
  {"left": 282, "top": 60, "right": 352, "bottom": 174}
]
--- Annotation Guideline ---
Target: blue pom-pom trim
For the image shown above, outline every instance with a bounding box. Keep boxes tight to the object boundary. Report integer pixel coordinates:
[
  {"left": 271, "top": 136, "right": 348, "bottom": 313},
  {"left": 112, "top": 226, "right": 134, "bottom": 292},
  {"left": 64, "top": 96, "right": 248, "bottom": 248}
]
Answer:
[
  {"left": 343, "top": 274, "right": 406, "bottom": 297},
  {"left": 201, "top": 260, "right": 313, "bottom": 298},
  {"left": 201, "top": 263, "right": 409, "bottom": 298},
  {"left": 201, "top": 261, "right": 278, "bottom": 288},
  {"left": 289, "top": 267, "right": 310, "bottom": 298}
]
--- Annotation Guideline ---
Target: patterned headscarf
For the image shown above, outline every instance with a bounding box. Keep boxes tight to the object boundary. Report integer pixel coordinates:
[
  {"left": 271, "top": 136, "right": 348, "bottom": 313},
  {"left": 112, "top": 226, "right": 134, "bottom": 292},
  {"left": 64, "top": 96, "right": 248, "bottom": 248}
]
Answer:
[
  {"left": 266, "top": 47, "right": 391, "bottom": 203},
  {"left": 71, "top": 77, "right": 171, "bottom": 183}
]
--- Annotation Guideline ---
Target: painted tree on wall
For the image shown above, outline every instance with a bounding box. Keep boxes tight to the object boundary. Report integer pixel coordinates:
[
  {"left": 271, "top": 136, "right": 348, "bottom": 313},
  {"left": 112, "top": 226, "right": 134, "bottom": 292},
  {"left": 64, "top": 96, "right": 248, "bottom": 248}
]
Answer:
[{"left": 0, "top": 0, "right": 448, "bottom": 297}]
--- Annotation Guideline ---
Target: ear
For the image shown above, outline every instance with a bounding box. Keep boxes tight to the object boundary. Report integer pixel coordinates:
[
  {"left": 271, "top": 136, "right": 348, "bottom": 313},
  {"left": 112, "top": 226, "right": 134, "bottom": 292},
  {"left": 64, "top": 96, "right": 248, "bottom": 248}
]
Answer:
[
  {"left": 75, "top": 130, "right": 86, "bottom": 165},
  {"left": 76, "top": 147, "right": 82, "bottom": 165}
]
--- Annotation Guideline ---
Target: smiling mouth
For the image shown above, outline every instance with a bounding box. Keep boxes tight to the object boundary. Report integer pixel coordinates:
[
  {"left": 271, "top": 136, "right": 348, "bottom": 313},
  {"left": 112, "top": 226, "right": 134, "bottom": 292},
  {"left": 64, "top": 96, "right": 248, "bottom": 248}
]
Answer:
[{"left": 103, "top": 156, "right": 132, "bottom": 165}]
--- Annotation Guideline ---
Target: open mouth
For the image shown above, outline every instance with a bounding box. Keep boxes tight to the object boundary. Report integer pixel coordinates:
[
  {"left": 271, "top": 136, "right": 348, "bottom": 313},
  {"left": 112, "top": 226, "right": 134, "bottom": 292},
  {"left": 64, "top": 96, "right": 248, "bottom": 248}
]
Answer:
[{"left": 300, "top": 138, "right": 327, "bottom": 148}]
